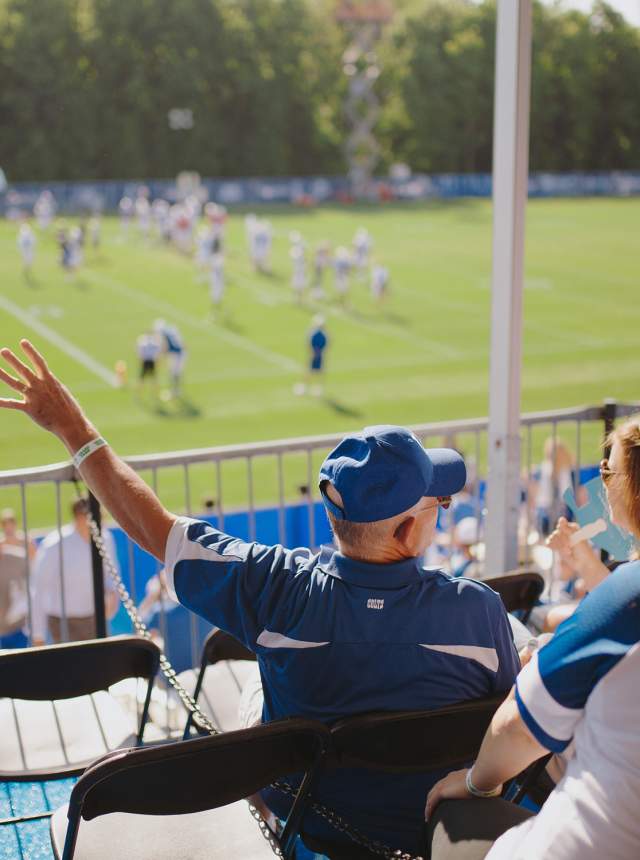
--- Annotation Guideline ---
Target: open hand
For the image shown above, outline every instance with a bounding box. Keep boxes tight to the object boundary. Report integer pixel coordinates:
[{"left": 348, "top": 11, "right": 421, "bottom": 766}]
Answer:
[
  {"left": 424, "top": 768, "right": 470, "bottom": 820},
  {"left": 0, "top": 340, "right": 87, "bottom": 442}
]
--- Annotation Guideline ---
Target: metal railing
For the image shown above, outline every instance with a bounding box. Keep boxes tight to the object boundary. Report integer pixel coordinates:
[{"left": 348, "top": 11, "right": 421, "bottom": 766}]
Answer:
[{"left": 1, "top": 400, "right": 638, "bottom": 693}]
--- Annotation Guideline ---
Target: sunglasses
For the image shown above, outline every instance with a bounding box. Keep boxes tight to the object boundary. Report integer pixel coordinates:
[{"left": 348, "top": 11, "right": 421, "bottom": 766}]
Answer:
[
  {"left": 437, "top": 496, "right": 452, "bottom": 510},
  {"left": 599, "top": 459, "right": 619, "bottom": 483}
]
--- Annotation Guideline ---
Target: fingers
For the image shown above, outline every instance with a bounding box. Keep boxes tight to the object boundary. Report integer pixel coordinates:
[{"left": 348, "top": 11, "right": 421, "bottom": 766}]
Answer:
[
  {"left": 20, "top": 339, "right": 50, "bottom": 375},
  {"left": 425, "top": 785, "right": 440, "bottom": 820},
  {"left": 0, "top": 397, "right": 28, "bottom": 411},
  {"left": 0, "top": 348, "right": 37, "bottom": 383},
  {"left": 0, "top": 367, "right": 27, "bottom": 393}
]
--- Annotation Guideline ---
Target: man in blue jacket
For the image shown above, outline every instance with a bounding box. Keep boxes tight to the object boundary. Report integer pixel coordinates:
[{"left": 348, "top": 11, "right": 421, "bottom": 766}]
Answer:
[{"left": 0, "top": 339, "right": 519, "bottom": 854}]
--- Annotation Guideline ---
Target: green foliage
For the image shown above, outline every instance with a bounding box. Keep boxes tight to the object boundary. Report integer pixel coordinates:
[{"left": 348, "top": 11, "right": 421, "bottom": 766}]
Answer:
[{"left": 0, "top": 0, "right": 639, "bottom": 180}]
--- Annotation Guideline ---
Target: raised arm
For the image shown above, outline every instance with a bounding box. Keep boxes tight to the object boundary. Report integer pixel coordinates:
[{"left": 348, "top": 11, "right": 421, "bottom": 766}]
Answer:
[{"left": 0, "top": 340, "right": 175, "bottom": 560}]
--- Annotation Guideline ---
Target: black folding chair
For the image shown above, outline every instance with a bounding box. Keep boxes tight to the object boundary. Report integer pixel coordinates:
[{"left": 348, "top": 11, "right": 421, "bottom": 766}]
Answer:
[
  {"left": 300, "top": 695, "right": 506, "bottom": 860},
  {"left": 0, "top": 635, "right": 160, "bottom": 780},
  {"left": 50, "top": 718, "right": 330, "bottom": 860},
  {"left": 482, "top": 571, "right": 545, "bottom": 623},
  {"left": 182, "top": 627, "right": 257, "bottom": 738}
]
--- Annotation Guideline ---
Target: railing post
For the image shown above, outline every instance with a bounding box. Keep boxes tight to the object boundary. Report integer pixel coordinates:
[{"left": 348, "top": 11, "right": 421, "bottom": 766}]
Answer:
[
  {"left": 88, "top": 491, "right": 107, "bottom": 639},
  {"left": 600, "top": 400, "right": 617, "bottom": 565},
  {"left": 485, "top": 0, "right": 533, "bottom": 575}
]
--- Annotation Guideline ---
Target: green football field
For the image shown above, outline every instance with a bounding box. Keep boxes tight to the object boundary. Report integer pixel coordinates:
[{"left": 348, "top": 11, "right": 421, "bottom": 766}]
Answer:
[{"left": 0, "top": 198, "right": 638, "bottom": 524}]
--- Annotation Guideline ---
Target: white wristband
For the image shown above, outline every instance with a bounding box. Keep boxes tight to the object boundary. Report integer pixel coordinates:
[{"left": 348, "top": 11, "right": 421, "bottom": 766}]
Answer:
[
  {"left": 465, "top": 767, "right": 502, "bottom": 798},
  {"left": 72, "top": 437, "right": 108, "bottom": 469}
]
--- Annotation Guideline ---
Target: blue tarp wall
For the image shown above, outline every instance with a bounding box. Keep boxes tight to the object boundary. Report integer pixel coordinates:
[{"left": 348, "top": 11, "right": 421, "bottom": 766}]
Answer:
[{"left": 3, "top": 171, "right": 640, "bottom": 215}]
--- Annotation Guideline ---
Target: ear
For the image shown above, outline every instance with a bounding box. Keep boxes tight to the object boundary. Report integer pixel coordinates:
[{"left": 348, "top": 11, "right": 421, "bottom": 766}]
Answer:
[{"left": 394, "top": 516, "right": 417, "bottom": 551}]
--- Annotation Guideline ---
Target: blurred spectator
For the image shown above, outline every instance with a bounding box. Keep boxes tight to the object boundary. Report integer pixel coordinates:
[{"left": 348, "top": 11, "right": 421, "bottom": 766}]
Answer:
[
  {"left": 0, "top": 507, "right": 36, "bottom": 559},
  {"left": 139, "top": 569, "right": 209, "bottom": 674},
  {"left": 531, "top": 437, "right": 574, "bottom": 537},
  {"left": 450, "top": 517, "right": 482, "bottom": 579},
  {"left": 0, "top": 508, "right": 35, "bottom": 648},
  {"left": 0, "top": 544, "right": 28, "bottom": 648},
  {"left": 30, "top": 498, "right": 119, "bottom": 645}
]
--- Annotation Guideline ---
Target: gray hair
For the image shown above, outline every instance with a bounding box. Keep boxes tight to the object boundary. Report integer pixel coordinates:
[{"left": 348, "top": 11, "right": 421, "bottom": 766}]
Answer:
[{"left": 322, "top": 481, "right": 420, "bottom": 560}]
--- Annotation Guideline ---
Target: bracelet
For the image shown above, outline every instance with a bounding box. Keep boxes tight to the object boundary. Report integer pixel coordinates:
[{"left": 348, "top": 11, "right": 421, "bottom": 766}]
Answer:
[
  {"left": 72, "top": 437, "right": 108, "bottom": 469},
  {"left": 465, "top": 767, "right": 502, "bottom": 798}
]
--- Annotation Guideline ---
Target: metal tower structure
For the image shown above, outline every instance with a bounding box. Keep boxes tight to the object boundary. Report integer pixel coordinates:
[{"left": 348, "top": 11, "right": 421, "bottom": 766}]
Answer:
[{"left": 336, "top": 1, "right": 392, "bottom": 198}]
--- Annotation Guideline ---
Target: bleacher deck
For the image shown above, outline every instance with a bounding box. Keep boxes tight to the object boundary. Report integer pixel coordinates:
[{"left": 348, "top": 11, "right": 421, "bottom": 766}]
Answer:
[{"left": 0, "top": 657, "right": 255, "bottom": 860}]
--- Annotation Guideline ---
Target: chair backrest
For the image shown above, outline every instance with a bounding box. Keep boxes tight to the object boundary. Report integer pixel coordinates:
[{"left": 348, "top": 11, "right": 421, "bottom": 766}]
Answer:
[
  {"left": 203, "top": 627, "right": 257, "bottom": 666},
  {"left": 71, "top": 718, "right": 330, "bottom": 821},
  {"left": 329, "top": 695, "right": 504, "bottom": 773},
  {"left": 482, "top": 571, "right": 545, "bottom": 618},
  {"left": 0, "top": 635, "right": 160, "bottom": 700},
  {"left": 182, "top": 628, "right": 257, "bottom": 738}
]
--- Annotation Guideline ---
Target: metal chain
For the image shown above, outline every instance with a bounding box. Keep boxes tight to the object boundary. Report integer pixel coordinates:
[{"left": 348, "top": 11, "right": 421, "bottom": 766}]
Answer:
[{"left": 84, "top": 503, "right": 423, "bottom": 860}]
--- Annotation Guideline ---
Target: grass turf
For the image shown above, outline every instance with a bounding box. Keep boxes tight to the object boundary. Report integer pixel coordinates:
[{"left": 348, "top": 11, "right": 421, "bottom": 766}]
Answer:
[{"left": 0, "top": 198, "right": 638, "bottom": 525}]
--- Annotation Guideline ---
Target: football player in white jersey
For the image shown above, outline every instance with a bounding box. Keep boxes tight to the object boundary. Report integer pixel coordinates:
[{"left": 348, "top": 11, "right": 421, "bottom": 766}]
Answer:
[
  {"left": 154, "top": 319, "right": 187, "bottom": 399},
  {"left": 370, "top": 263, "right": 389, "bottom": 304},
  {"left": 209, "top": 252, "right": 225, "bottom": 312},
  {"left": 353, "top": 227, "right": 372, "bottom": 275},
  {"left": 333, "top": 246, "right": 352, "bottom": 305},
  {"left": 17, "top": 222, "right": 36, "bottom": 284},
  {"left": 33, "top": 190, "right": 55, "bottom": 230},
  {"left": 136, "top": 331, "right": 162, "bottom": 398},
  {"left": 289, "top": 232, "right": 307, "bottom": 303}
]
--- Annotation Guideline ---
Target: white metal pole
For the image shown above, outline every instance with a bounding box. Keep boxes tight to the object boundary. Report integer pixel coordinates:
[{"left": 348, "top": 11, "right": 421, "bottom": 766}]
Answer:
[{"left": 485, "top": 0, "right": 532, "bottom": 574}]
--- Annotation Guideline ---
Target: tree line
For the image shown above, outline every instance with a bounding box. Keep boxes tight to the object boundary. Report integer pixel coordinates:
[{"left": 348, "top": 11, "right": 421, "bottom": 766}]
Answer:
[{"left": 0, "top": 0, "right": 639, "bottom": 182}]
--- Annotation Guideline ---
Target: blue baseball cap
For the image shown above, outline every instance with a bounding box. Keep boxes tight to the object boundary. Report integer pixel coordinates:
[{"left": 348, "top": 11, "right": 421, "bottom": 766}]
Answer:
[{"left": 319, "top": 425, "right": 466, "bottom": 523}]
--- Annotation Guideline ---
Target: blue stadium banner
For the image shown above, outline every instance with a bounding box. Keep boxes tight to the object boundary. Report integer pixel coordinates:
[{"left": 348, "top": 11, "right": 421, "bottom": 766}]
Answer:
[{"left": 2, "top": 172, "right": 640, "bottom": 215}]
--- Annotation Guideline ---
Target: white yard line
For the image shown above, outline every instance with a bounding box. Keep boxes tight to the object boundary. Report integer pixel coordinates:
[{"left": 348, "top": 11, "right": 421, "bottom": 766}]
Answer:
[
  {"left": 0, "top": 294, "right": 118, "bottom": 387},
  {"left": 86, "top": 271, "right": 301, "bottom": 373}
]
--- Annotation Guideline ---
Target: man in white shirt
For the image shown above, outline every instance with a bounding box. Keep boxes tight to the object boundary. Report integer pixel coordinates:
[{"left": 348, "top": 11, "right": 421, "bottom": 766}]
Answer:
[
  {"left": 31, "top": 498, "right": 119, "bottom": 645},
  {"left": 17, "top": 222, "right": 36, "bottom": 283}
]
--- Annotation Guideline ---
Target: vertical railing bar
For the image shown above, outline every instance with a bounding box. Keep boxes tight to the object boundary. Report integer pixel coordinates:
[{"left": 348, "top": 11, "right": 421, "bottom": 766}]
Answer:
[
  {"left": 307, "top": 450, "right": 315, "bottom": 550},
  {"left": 127, "top": 536, "right": 139, "bottom": 706},
  {"left": 151, "top": 467, "right": 170, "bottom": 736},
  {"left": 446, "top": 435, "right": 458, "bottom": 569},
  {"left": 525, "top": 422, "right": 533, "bottom": 565},
  {"left": 54, "top": 482, "right": 69, "bottom": 643},
  {"left": 574, "top": 419, "right": 582, "bottom": 499},
  {"left": 127, "top": 538, "right": 137, "bottom": 607},
  {"left": 247, "top": 457, "right": 256, "bottom": 542},
  {"left": 184, "top": 463, "right": 199, "bottom": 671},
  {"left": 474, "top": 430, "right": 482, "bottom": 526},
  {"left": 19, "top": 482, "right": 34, "bottom": 644},
  {"left": 277, "top": 453, "right": 286, "bottom": 546},
  {"left": 216, "top": 460, "right": 225, "bottom": 532},
  {"left": 551, "top": 420, "right": 559, "bottom": 529}
]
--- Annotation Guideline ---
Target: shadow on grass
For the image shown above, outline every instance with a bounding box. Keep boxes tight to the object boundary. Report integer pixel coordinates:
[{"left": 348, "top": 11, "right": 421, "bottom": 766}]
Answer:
[
  {"left": 324, "top": 397, "right": 362, "bottom": 419},
  {"left": 147, "top": 396, "right": 202, "bottom": 419}
]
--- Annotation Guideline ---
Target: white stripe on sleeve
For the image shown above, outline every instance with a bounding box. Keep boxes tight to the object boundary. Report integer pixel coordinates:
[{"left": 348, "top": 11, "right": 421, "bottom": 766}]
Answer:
[
  {"left": 163, "top": 516, "right": 243, "bottom": 602},
  {"left": 420, "top": 643, "right": 499, "bottom": 673},
  {"left": 516, "top": 652, "right": 582, "bottom": 744},
  {"left": 257, "top": 630, "right": 329, "bottom": 649}
]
